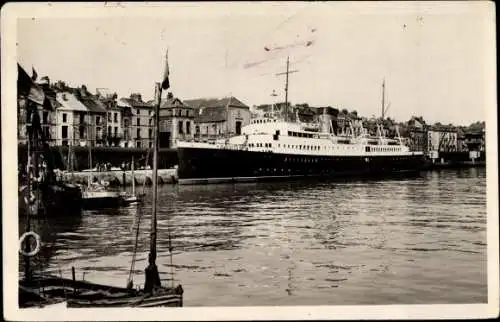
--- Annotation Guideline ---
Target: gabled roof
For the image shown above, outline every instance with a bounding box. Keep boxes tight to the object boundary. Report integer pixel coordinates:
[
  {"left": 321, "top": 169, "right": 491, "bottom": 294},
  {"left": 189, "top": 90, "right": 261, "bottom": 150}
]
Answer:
[
  {"left": 56, "top": 92, "right": 87, "bottom": 112},
  {"left": 120, "top": 97, "right": 151, "bottom": 109},
  {"left": 183, "top": 96, "right": 249, "bottom": 110},
  {"left": 160, "top": 97, "right": 188, "bottom": 109},
  {"left": 117, "top": 98, "right": 133, "bottom": 108}
]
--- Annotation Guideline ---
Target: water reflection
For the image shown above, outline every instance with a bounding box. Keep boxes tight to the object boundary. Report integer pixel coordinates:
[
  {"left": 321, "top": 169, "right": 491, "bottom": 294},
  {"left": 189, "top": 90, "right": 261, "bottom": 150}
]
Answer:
[{"left": 20, "top": 168, "right": 487, "bottom": 305}]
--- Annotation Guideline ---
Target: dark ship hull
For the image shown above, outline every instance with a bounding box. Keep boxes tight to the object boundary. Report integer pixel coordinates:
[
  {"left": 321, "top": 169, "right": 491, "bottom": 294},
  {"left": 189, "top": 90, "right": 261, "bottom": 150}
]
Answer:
[
  {"left": 177, "top": 146, "right": 425, "bottom": 184},
  {"left": 19, "top": 182, "right": 82, "bottom": 217}
]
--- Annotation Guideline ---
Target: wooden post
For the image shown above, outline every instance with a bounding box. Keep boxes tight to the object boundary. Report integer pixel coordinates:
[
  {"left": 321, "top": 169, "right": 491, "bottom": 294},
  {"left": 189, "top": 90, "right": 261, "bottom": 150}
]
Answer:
[{"left": 72, "top": 266, "right": 76, "bottom": 293}]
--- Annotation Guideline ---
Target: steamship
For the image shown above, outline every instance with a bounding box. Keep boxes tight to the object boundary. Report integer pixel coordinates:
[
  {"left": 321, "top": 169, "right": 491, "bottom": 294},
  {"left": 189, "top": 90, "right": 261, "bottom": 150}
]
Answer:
[{"left": 176, "top": 107, "right": 425, "bottom": 184}]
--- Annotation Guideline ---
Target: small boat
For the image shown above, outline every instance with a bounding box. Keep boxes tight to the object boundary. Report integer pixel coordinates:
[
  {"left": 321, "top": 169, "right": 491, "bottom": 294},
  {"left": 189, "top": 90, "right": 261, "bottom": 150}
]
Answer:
[
  {"left": 20, "top": 274, "right": 183, "bottom": 308},
  {"left": 120, "top": 156, "right": 143, "bottom": 205},
  {"left": 81, "top": 182, "right": 126, "bottom": 209}
]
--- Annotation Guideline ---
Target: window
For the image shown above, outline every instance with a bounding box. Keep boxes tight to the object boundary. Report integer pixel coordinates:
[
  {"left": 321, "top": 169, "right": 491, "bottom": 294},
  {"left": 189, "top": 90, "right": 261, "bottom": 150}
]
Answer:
[
  {"left": 96, "top": 116, "right": 101, "bottom": 125},
  {"left": 108, "top": 112, "right": 112, "bottom": 122},
  {"left": 114, "top": 127, "right": 118, "bottom": 136},
  {"left": 80, "top": 113, "right": 85, "bottom": 124},
  {"left": 79, "top": 126, "right": 85, "bottom": 138},
  {"left": 186, "top": 121, "right": 191, "bottom": 135},
  {"left": 42, "top": 111, "right": 48, "bottom": 124},
  {"left": 149, "top": 118, "right": 152, "bottom": 126},
  {"left": 62, "top": 113, "right": 67, "bottom": 123},
  {"left": 137, "top": 141, "right": 141, "bottom": 148},
  {"left": 195, "top": 126, "right": 200, "bottom": 134},
  {"left": 136, "top": 128, "right": 140, "bottom": 138},
  {"left": 137, "top": 118, "right": 140, "bottom": 126},
  {"left": 149, "top": 129, "right": 153, "bottom": 138},
  {"left": 136, "top": 109, "right": 140, "bottom": 115},
  {"left": 114, "top": 112, "right": 118, "bottom": 122},
  {"left": 108, "top": 126, "right": 112, "bottom": 135},
  {"left": 178, "top": 121, "right": 183, "bottom": 134},
  {"left": 62, "top": 126, "right": 68, "bottom": 139},
  {"left": 149, "top": 141, "right": 153, "bottom": 148}
]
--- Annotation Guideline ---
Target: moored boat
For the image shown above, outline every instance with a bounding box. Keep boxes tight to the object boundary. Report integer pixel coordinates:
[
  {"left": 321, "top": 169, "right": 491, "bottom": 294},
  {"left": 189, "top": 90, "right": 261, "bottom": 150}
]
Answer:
[{"left": 176, "top": 120, "right": 425, "bottom": 184}]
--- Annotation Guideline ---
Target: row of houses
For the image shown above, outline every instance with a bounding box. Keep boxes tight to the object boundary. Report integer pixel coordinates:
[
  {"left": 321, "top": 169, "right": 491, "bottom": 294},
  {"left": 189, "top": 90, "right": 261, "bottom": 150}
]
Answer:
[
  {"left": 407, "top": 117, "right": 485, "bottom": 153},
  {"left": 18, "top": 77, "right": 252, "bottom": 149}
]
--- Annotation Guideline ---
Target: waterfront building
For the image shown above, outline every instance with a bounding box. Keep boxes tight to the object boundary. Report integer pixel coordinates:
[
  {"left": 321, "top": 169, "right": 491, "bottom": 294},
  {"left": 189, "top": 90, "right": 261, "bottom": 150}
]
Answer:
[
  {"left": 96, "top": 89, "right": 123, "bottom": 147},
  {"left": 17, "top": 96, "right": 58, "bottom": 146},
  {"left": 427, "top": 127, "right": 458, "bottom": 152},
  {"left": 119, "top": 93, "right": 153, "bottom": 149},
  {"left": 78, "top": 86, "right": 108, "bottom": 147},
  {"left": 17, "top": 76, "right": 60, "bottom": 146},
  {"left": 116, "top": 98, "right": 134, "bottom": 148},
  {"left": 464, "top": 130, "right": 485, "bottom": 152},
  {"left": 184, "top": 96, "right": 250, "bottom": 141},
  {"left": 158, "top": 92, "right": 195, "bottom": 149},
  {"left": 55, "top": 91, "right": 88, "bottom": 147}
]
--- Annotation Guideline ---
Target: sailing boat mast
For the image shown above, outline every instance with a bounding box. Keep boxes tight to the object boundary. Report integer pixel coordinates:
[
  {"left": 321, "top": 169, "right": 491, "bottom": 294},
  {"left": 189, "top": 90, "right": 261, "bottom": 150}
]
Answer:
[
  {"left": 381, "top": 78, "right": 386, "bottom": 120},
  {"left": 144, "top": 82, "right": 162, "bottom": 290}
]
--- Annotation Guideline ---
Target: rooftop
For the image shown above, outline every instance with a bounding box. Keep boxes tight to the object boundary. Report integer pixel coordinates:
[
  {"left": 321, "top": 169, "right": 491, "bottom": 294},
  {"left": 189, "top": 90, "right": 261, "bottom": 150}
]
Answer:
[
  {"left": 56, "top": 92, "right": 88, "bottom": 112},
  {"left": 194, "top": 106, "right": 227, "bottom": 123},
  {"left": 183, "top": 96, "right": 249, "bottom": 110},
  {"left": 79, "top": 95, "right": 107, "bottom": 113}
]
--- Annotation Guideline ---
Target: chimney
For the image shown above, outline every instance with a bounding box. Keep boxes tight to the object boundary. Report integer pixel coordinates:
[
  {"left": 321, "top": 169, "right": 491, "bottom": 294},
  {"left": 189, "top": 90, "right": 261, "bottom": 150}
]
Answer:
[{"left": 130, "top": 93, "right": 142, "bottom": 102}]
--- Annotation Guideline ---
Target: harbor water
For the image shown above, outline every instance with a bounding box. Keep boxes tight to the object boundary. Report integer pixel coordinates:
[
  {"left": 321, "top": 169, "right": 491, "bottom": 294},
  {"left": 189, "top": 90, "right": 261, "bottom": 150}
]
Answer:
[{"left": 21, "top": 167, "right": 487, "bottom": 306}]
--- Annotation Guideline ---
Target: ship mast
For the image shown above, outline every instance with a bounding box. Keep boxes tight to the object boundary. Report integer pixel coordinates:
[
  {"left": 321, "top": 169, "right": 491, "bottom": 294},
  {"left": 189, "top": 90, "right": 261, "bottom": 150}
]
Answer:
[
  {"left": 275, "top": 56, "right": 298, "bottom": 122},
  {"left": 381, "top": 78, "right": 385, "bottom": 120},
  {"left": 285, "top": 56, "right": 289, "bottom": 121}
]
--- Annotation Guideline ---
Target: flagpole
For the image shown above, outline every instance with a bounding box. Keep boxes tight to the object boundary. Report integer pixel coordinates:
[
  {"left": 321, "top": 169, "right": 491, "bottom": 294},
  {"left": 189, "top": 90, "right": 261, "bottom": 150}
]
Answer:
[
  {"left": 150, "top": 82, "right": 161, "bottom": 262},
  {"left": 145, "top": 50, "right": 169, "bottom": 292}
]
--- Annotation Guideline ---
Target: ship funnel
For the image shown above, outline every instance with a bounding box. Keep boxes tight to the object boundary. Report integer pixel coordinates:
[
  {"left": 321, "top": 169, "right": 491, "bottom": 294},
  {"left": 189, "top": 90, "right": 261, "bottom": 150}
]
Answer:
[{"left": 319, "top": 107, "right": 338, "bottom": 134}]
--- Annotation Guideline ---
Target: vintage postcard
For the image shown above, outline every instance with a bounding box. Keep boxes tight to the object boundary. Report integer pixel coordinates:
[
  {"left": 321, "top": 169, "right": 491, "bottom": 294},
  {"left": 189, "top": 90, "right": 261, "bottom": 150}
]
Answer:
[{"left": 2, "top": 1, "right": 498, "bottom": 320}]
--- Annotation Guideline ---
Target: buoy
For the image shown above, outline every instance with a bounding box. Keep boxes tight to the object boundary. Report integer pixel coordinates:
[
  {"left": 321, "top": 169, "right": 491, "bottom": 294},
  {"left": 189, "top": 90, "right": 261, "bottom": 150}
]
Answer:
[{"left": 19, "top": 231, "right": 41, "bottom": 257}]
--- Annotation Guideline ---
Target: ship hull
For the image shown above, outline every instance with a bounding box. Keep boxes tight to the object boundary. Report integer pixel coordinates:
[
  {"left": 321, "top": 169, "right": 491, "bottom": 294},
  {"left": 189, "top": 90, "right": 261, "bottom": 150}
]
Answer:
[{"left": 177, "top": 146, "right": 425, "bottom": 184}]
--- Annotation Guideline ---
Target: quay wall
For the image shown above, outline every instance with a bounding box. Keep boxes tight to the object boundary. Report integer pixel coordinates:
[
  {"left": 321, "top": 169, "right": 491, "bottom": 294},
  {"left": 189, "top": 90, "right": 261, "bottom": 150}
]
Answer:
[
  {"left": 61, "top": 168, "right": 178, "bottom": 186},
  {"left": 18, "top": 144, "right": 178, "bottom": 170}
]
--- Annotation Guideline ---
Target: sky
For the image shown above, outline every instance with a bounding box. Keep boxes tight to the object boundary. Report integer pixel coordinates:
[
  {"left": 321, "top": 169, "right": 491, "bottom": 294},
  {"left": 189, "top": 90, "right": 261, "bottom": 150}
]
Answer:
[{"left": 16, "top": 2, "right": 494, "bottom": 126}]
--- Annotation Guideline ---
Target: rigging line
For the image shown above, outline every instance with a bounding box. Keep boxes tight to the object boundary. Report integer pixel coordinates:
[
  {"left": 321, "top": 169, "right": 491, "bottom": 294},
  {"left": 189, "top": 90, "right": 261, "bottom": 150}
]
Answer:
[{"left": 127, "top": 205, "right": 144, "bottom": 287}]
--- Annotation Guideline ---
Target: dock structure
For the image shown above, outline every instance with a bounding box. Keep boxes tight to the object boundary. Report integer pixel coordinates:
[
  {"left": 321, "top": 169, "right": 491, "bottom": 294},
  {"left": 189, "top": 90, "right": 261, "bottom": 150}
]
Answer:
[{"left": 60, "top": 168, "right": 178, "bottom": 187}]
